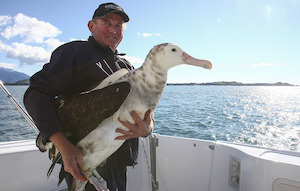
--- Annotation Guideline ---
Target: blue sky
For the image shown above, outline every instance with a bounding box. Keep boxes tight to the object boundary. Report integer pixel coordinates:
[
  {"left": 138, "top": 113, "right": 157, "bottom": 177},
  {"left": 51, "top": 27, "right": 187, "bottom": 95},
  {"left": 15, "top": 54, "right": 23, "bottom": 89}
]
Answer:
[{"left": 0, "top": 0, "right": 299, "bottom": 85}]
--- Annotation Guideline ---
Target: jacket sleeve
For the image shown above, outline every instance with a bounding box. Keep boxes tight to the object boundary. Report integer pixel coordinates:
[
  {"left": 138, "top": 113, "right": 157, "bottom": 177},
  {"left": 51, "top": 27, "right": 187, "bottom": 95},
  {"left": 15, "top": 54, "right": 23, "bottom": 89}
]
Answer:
[{"left": 24, "top": 44, "right": 81, "bottom": 142}]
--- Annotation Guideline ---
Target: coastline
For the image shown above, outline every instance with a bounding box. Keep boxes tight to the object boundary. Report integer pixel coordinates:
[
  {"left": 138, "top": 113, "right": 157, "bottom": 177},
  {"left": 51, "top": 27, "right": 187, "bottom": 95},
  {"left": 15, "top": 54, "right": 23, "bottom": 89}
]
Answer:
[
  {"left": 3, "top": 79, "right": 297, "bottom": 86},
  {"left": 167, "top": 81, "right": 296, "bottom": 86}
]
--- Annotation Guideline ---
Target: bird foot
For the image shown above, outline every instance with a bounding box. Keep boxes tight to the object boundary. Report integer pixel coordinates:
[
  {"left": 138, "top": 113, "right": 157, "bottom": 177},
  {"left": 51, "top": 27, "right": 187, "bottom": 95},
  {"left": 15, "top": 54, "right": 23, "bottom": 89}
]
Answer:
[
  {"left": 78, "top": 160, "right": 109, "bottom": 191},
  {"left": 81, "top": 169, "right": 109, "bottom": 191},
  {"left": 88, "top": 175, "right": 109, "bottom": 191}
]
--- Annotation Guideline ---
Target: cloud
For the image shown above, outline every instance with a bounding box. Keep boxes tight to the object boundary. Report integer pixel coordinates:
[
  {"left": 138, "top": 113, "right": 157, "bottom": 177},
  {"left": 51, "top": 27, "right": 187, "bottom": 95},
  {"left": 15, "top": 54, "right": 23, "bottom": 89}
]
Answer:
[
  {"left": 1, "top": 13, "right": 61, "bottom": 43},
  {"left": 0, "top": 62, "right": 15, "bottom": 69},
  {"left": 44, "top": 38, "right": 64, "bottom": 51},
  {"left": 0, "top": 13, "right": 64, "bottom": 66},
  {"left": 122, "top": 55, "right": 144, "bottom": 66},
  {"left": 137, "top": 32, "right": 162, "bottom": 38},
  {"left": 0, "top": 15, "right": 12, "bottom": 26},
  {"left": 0, "top": 41, "right": 50, "bottom": 65},
  {"left": 242, "top": 62, "right": 284, "bottom": 68},
  {"left": 70, "top": 38, "right": 87, "bottom": 42}
]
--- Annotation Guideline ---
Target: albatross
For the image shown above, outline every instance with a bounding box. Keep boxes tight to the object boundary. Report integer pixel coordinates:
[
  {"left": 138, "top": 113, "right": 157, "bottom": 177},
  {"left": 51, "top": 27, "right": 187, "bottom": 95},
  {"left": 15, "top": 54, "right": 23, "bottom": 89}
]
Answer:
[{"left": 38, "top": 43, "right": 212, "bottom": 191}]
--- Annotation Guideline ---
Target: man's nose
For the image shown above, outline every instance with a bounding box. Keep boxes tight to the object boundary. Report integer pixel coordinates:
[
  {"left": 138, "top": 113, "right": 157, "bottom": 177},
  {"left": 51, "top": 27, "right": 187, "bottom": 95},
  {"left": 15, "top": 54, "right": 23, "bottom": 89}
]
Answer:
[{"left": 108, "top": 26, "right": 117, "bottom": 34}]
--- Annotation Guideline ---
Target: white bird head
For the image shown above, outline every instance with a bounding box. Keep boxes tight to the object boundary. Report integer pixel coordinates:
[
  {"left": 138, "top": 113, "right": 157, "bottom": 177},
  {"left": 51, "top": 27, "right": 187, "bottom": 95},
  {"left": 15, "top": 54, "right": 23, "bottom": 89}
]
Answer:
[{"left": 144, "top": 43, "right": 212, "bottom": 72}]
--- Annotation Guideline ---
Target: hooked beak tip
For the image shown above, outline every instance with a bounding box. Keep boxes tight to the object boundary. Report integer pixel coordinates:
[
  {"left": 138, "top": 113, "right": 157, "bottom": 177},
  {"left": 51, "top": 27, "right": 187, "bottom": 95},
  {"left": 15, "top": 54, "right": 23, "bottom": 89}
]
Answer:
[{"left": 183, "top": 52, "right": 213, "bottom": 70}]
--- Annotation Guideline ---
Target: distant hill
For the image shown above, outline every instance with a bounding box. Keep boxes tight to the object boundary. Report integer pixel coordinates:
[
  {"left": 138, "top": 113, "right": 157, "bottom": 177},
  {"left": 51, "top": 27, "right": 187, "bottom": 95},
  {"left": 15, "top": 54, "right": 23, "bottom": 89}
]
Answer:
[
  {"left": 167, "top": 81, "right": 296, "bottom": 86},
  {"left": 0, "top": 67, "right": 30, "bottom": 83},
  {"left": 4, "top": 79, "right": 30, "bottom": 85}
]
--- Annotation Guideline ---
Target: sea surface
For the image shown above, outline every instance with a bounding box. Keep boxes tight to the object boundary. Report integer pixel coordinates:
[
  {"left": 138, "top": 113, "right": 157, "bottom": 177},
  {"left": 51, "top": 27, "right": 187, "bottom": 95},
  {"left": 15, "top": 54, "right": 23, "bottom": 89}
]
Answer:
[{"left": 1, "top": 85, "right": 300, "bottom": 151}]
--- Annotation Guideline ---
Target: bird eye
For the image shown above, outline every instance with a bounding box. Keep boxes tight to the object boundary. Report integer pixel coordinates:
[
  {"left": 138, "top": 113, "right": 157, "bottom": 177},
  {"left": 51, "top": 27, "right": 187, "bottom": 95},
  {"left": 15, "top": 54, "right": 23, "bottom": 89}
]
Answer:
[{"left": 171, "top": 48, "right": 176, "bottom": 52}]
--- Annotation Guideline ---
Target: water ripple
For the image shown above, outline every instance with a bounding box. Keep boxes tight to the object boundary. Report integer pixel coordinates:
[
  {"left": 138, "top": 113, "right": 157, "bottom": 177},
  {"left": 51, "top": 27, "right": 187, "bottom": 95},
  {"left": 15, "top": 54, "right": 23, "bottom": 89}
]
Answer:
[{"left": 155, "top": 86, "right": 300, "bottom": 151}]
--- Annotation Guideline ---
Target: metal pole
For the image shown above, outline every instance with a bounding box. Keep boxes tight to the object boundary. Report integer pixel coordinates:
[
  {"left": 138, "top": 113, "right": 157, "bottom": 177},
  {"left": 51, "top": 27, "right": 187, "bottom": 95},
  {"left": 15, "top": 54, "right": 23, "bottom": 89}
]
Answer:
[{"left": 0, "top": 81, "right": 39, "bottom": 135}]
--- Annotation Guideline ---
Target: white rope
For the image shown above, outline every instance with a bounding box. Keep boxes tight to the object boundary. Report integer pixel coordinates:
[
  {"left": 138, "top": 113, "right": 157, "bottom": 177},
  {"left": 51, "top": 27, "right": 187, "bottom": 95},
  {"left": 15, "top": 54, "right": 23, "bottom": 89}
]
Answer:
[{"left": 141, "top": 137, "right": 158, "bottom": 191}]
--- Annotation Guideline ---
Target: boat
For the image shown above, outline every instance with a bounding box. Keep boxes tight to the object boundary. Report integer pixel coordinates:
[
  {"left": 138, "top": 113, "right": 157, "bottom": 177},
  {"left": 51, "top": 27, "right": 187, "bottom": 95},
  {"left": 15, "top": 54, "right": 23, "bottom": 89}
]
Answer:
[
  {"left": 1, "top": 134, "right": 300, "bottom": 191},
  {"left": 1, "top": 82, "right": 300, "bottom": 191}
]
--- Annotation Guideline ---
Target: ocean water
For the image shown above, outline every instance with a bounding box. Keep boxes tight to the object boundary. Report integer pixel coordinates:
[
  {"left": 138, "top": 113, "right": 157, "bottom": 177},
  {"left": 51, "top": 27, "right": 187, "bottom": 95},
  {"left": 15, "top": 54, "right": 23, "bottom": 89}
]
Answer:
[{"left": 1, "top": 85, "right": 300, "bottom": 151}]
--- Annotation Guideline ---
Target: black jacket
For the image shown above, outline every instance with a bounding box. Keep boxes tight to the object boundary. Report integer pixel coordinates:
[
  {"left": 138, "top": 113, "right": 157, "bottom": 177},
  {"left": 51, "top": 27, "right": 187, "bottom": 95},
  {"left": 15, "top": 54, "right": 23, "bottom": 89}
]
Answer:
[{"left": 24, "top": 36, "right": 138, "bottom": 167}]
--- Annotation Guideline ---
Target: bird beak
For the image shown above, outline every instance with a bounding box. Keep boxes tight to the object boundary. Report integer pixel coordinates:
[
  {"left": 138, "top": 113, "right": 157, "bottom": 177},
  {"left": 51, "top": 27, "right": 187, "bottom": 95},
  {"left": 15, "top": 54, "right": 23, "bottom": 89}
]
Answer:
[{"left": 183, "top": 52, "right": 212, "bottom": 70}]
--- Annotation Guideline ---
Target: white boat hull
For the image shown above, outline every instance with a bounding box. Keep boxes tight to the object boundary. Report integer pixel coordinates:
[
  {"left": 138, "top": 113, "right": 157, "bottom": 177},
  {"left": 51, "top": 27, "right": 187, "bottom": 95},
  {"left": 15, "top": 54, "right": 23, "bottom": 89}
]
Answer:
[
  {"left": 0, "top": 140, "right": 67, "bottom": 191},
  {"left": 153, "top": 135, "right": 300, "bottom": 191},
  {"left": 1, "top": 135, "right": 300, "bottom": 191}
]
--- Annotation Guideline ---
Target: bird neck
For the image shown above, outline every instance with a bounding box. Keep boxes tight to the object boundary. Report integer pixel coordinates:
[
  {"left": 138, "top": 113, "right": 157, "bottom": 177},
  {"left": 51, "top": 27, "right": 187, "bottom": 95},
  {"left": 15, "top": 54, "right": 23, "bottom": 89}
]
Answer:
[{"left": 139, "top": 61, "right": 168, "bottom": 87}]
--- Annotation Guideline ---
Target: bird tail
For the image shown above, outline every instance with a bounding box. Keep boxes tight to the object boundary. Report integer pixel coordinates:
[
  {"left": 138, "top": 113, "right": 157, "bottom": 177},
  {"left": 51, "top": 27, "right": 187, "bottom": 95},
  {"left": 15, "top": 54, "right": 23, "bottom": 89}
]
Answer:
[
  {"left": 47, "top": 152, "right": 62, "bottom": 178},
  {"left": 58, "top": 164, "right": 67, "bottom": 186}
]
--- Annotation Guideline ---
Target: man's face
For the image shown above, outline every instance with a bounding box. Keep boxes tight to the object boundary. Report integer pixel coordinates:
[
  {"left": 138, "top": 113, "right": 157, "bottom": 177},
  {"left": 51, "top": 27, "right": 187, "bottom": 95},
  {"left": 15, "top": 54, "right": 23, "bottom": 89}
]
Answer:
[{"left": 88, "top": 13, "right": 124, "bottom": 51}]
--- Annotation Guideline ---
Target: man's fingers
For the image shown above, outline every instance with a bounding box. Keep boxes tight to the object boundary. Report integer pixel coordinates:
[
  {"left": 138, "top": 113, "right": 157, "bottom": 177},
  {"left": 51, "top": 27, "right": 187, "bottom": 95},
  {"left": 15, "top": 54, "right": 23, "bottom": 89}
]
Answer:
[
  {"left": 115, "top": 128, "right": 134, "bottom": 140},
  {"left": 130, "top": 111, "right": 145, "bottom": 127},
  {"left": 71, "top": 167, "right": 88, "bottom": 182},
  {"left": 61, "top": 147, "right": 88, "bottom": 182},
  {"left": 116, "top": 110, "right": 153, "bottom": 139},
  {"left": 115, "top": 134, "right": 131, "bottom": 140},
  {"left": 118, "top": 118, "right": 138, "bottom": 132},
  {"left": 63, "top": 158, "right": 87, "bottom": 182},
  {"left": 115, "top": 128, "right": 132, "bottom": 135},
  {"left": 144, "top": 109, "right": 152, "bottom": 120},
  {"left": 50, "top": 133, "right": 88, "bottom": 182}
]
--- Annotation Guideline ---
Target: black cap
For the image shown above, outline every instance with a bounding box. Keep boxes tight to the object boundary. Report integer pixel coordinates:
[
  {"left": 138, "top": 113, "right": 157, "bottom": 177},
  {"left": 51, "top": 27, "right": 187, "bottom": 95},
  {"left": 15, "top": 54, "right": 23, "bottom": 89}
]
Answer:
[{"left": 92, "top": 3, "right": 129, "bottom": 22}]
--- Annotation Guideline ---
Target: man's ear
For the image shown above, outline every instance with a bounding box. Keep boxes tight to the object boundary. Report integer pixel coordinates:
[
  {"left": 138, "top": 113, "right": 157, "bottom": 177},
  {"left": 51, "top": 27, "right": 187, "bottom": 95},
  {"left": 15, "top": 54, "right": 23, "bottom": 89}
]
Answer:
[{"left": 88, "top": 20, "right": 94, "bottom": 33}]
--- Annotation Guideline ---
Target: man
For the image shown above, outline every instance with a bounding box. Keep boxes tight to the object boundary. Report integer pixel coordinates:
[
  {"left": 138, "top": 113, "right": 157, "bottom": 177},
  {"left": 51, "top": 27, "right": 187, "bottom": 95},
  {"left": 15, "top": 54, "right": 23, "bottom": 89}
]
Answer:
[{"left": 24, "top": 3, "right": 153, "bottom": 191}]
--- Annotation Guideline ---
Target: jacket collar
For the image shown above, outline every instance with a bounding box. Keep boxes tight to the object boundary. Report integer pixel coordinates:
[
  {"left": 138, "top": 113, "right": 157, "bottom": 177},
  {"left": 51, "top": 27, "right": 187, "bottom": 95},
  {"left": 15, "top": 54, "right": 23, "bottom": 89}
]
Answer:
[
  {"left": 88, "top": 36, "right": 126, "bottom": 56},
  {"left": 88, "top": 36, "right": 115, "bottom": 53}
]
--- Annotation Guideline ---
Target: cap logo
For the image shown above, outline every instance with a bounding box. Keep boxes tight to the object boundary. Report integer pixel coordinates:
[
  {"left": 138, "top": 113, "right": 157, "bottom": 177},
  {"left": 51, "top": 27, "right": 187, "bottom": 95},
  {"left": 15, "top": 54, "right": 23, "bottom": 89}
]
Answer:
[{"left": 104, "top": 4, "right": 120, "bottom": 10}]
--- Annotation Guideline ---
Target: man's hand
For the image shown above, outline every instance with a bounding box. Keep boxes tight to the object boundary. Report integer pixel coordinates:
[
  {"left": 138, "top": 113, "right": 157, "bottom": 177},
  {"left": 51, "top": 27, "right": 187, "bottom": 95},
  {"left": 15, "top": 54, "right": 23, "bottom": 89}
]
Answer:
[
  {"left": 49, "top": 132, "right": 87, "bottom": 182},
  {"left": 115, "top": 109, "right": 153, "bottom": 140}
]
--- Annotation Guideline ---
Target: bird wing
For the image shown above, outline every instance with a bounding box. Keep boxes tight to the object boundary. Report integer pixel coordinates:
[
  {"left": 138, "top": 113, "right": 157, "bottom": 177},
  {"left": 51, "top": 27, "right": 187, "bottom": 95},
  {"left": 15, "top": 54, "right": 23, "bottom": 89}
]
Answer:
[
  {"left": 56, "top": 81, "right": 131, "bottom": 145},
  {"left": 46, "top": 81, "right": 131, "bottom": 181},
  {"left": 93, "top": 68, "right": 128, "bottom": 90}
]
